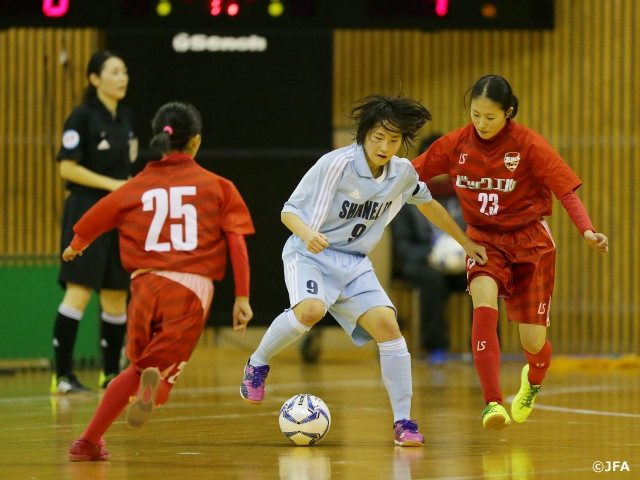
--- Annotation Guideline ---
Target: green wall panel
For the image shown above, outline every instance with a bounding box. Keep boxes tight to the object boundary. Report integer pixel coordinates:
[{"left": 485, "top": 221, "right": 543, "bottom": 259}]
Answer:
[{"left": 0, "top": 265, "right": 99, "bottom": 362}]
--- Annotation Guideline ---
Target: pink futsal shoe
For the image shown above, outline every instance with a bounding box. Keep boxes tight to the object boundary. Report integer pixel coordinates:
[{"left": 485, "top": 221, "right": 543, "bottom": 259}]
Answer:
[
  {"left": 68, "top": 437, "right": 110, "bottom": 461},
  {"left": 393, "top": 419, "right": 424, "bottom": 447},
  {"left": 240, "top": 360, "right": 270, "bottom": 405},
  {"left": 126, "top": 367, "right": 161, "bottom": 428}
]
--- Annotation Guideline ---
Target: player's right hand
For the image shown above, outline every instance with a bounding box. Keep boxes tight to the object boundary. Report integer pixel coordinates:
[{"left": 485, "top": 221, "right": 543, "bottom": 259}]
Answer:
[
  {"left": 233, "top": 297, "right": 253, "bottom": 338},
  {"left": 62, "top": 246, "right": 85, "bottom": 261},
  {"left": 302, "top": 230, "right": 329, "bottom": 254},
  {"left": 584, "top": 230, "right": 609, "bottom": 253}
]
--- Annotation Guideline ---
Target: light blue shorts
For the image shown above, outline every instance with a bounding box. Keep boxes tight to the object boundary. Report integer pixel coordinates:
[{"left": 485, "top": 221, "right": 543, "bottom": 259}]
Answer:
[{"left": 282, "top": 236, "right": 395, "bottom": 346}]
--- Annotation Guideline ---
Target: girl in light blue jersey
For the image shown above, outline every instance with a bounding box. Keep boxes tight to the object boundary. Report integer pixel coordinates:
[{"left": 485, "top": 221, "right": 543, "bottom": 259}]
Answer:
[{"left": 240, "top": 94, "right": 488, "bottom": 447}]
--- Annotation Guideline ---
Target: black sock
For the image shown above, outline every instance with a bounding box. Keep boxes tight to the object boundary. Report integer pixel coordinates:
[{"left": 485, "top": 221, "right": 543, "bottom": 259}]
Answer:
[
  {"left": 100, "top": 320, "right": 126, "bottom": 376},
  {"left": 53, "top": 313, "right": 80, "bottom": 378}
]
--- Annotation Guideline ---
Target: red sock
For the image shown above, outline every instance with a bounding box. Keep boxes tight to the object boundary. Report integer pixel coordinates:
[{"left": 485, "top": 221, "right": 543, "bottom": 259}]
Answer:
[
  {"left": 471, "top": 306, "right": 502, "bottom": 404},
  {"left": 524, "top": 339, "right": 552, "bottom": 386},
  {"left": 81, "top": 365, "right": 140, "bottom": 445}
]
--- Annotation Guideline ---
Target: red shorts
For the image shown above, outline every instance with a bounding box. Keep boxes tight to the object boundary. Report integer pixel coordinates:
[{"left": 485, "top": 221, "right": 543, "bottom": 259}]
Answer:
[
  {"left": 467, "top": 220, "right": 556, "bottom": 326},
  {"left": 126, "top": 273, "right": 210, "bottom": 382}
]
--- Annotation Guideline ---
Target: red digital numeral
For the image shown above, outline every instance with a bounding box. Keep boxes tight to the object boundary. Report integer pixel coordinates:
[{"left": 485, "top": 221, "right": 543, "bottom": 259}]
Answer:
[
  {"left": 435, "top": 0, "right": 449, "bottom": 17},
  {"left": 42, "top": 0, "right": 69, "bottom": 17}
]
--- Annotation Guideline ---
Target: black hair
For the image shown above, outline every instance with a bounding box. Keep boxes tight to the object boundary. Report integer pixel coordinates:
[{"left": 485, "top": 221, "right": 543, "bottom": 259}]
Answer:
[
  {"left": 466, "top": 75, "right": 519, "bottom": 118},
  {"left": 149, "top": 101, "right": 202, "bottom": 154},
  {"left": 350, "top": 94, "right": 432, "bottom": 151},
  {"left": 82, "top": 50, "right": 124, "bottom": 103}
]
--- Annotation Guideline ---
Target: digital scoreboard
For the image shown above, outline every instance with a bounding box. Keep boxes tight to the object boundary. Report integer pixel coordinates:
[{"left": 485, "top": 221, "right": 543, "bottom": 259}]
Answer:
[{"left": 0, "top": 0, "right": 554, "bottom": 30}]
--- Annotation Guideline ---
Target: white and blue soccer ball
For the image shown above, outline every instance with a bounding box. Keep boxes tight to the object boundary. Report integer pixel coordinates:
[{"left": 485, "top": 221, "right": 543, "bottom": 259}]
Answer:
[
  {"left": 428, "top": 233, "right": 467, "bottom": 274},
  {"left": 278, "top": 394, "right": 331, "bottom": 446}
]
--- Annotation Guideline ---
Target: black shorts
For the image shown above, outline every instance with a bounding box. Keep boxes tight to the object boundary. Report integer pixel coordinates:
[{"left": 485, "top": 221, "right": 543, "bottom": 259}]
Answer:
[{"left": 57, "top": 192, "right": 130, "bottom": 291}]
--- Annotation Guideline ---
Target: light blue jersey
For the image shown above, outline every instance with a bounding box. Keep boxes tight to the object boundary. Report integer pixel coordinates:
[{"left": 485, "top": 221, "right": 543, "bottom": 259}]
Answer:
[{"left": 282, "top": 143, "right": 432, "bottom": 254}]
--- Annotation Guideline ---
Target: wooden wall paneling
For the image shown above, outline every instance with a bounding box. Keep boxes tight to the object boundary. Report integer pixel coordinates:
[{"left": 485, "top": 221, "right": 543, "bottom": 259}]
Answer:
[
  {"left": 332, "top": 31, "right": 349, "bottom": 129},
  {"left": 0, "top": 31, "right": 7, "bottom": 257},
  {"left": 7, "top": 29, "right": 17, "bottom": 260},
  {"left": 580, "top": 2, "right": 599, "bottom": 352},
  {"left": 598, "top": 1, "right": 615, "bottom": 352},
  {"left": 628, "top": 0, "right": 638, "bottom": 354},
  {"left": 33, "top": 31, "right": 44, "bottom": 257},
  {"left": 583, "top": 2, "right": 604, "bottom": 353},
  {"left": 0, "top": 28, "right": 101, "bottom": 265},
  {"left": 420, "top": 33, "right": 442, "bottom": 138},
  {"left": 609, "top": 0, "right": 626, "bottom": 351},
  {"left": 51, "top": 30, "right": 71, "bottom": 255},
  {"left": 596, "top": 1, "right": 612, "bottom": 350},
  {"left": 448, "top": 30, "right": 472, "bottom": 131},
  {"left": 41, "top": 29, "right": 56, "bottom": 256},
  {"left": 25, "top": 31, "right": 37, "bottom": 261},
  {"left": 627, "top": 1, "right": 640, "bottom": 354},
  {"left": 612, "top": 0, "right": 626, "bottom": 351},
  {"left": 616, "top": 0, "right": 636, "bottom": 354},
  {"left": 20, "top": 28, "right": 31, "bottom": 260},
  {"left": 406, "top": 30, "right": 424, "bottom": 110},
  {"left": 603, "top": 1, "right": 620, "bottom": 352},
  {"left": 39, "top": 28, "right": 62, "bottom": 259}
]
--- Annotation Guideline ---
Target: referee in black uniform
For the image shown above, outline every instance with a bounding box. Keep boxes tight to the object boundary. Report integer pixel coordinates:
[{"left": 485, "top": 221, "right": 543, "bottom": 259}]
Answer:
[{"left": 52, "top": 50, "right": 137, "bottom": 394}]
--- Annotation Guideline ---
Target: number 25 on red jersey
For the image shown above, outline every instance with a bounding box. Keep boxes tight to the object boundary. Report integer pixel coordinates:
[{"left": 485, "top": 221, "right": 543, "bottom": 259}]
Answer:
[{"left": 142, "top": 186, "right": 197, "bottom": 252}]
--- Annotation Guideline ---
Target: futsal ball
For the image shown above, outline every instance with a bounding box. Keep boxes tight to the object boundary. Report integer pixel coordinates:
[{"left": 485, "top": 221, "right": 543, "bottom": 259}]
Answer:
[
  {"left": 278, "top": 394, "right": 331, "bottom": 446},
  {"left": 428, "top": 233, "right": 467, "bottom": 274}
]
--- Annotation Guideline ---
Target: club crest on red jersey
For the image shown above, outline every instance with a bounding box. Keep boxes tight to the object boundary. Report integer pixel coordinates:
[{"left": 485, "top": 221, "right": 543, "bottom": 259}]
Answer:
[{"left": 504, "top": 152, "right": 520, "bottom": 171}]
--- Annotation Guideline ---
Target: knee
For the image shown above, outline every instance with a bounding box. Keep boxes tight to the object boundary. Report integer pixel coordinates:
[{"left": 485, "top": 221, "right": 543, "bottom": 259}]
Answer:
[
  {"left": 378, "top": 317, "right": 402, "bottom": 340},
  {"left": 519, "top": 325, "right": 547, "bottom": 354},
  {"left": 62, "top": 284, "right": 93, "bottom": 311},
  {"left": 359, "top": 307, "right": 402, "bottom": 343},
  {"left": 293, "top": 299, "right": 325, "bottom": 327},
  {"left": 99, "top": 289, "right": 128, "bottom": 314},
  {"left": 521, "top": 337, "right": 545, "bottom": 354}
]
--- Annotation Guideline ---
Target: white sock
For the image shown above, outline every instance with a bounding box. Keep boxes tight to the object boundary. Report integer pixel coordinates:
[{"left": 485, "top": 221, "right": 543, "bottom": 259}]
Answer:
[
  {"left": 58, "top": 304, "right": 83, "bottom": 321},
  {"left": 250, "top": 310, "right": 310, "bottom": 366},
  {"left": 100, "top": 311, "right": 127, "bottom": 325},
  {"left": 379, "top": 337, "right": 413, "bottom": 422}
]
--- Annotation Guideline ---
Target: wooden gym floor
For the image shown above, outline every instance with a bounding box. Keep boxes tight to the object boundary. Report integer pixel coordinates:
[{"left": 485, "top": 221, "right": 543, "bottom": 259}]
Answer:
[{"left": 1, "top": 327, "right": 638, "bottom": 480}]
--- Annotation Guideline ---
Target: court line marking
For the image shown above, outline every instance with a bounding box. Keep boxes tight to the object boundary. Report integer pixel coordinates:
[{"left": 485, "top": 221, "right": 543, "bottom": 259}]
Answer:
[
  {"left": 2, "top": 380, "right": 638, "bottom": 434},
  {"left": 505, "top": 384, "right": 640, "bottom": 418}
]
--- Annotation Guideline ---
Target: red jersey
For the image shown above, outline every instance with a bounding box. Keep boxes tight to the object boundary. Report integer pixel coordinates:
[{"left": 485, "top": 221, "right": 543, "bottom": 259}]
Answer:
[
  {"left": 70, "top": 153, "right": 255, "bottom": 280},
  {"left": 412, "top": 120, "right": 582, "bottom": 231}
]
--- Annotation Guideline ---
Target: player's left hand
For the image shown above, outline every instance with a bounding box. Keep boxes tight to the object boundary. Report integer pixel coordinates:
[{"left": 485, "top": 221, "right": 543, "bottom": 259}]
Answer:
[
  {"left": 584, "top": 230, "right": 609, "bottom": 253},
  {"left": 233, "top": 297, "right": 253, "bottom": 338}
]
